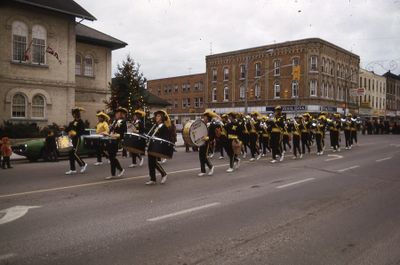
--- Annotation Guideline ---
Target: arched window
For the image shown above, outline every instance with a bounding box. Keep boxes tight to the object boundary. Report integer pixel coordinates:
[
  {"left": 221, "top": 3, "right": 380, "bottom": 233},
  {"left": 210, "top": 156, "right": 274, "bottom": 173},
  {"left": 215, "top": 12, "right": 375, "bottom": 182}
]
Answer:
[
  {"left": 239, "top": 85, "right": 245, "bottom": 100},
  {"left": 75, "top": 54, "right": 82, "bottom": 75},
  {"left": 32, "top": 94, "right": 45, "bottom": 118},
  {"left": 84, "top": 55, "right": 94, "bottom": 76},
  {"left": 12, "top": 21, "right": 28, "bottom": 62},
  {"left": 274, "top": 82, "right": 280, "bottom": 98},
  {"left": 255, "top": 83, "right": 261, "bottom": 99},
  {"left": 273, "top": 60, "right": 280, "bottom": 76},
  {"left": 292, "top": 81, "right": 299, "bottom": 98},
  {"left": 32, "top": 25, "right": 47, "bottom": 64},
  {"left": 12, "top": 93, "right": 26, "bottom": 118},
  {"left": 212, "top": 87, "right": 217, "bottom": 102},
  {"left": 223, "top": 86, "right": 229, "bottom": 101}
]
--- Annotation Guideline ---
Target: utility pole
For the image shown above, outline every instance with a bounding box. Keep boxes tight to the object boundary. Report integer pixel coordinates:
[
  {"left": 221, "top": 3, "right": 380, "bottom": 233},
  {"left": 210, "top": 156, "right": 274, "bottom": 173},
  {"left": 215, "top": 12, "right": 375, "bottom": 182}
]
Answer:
[{"left": 244, "top": 56, "right": 249, "bottom": 115}]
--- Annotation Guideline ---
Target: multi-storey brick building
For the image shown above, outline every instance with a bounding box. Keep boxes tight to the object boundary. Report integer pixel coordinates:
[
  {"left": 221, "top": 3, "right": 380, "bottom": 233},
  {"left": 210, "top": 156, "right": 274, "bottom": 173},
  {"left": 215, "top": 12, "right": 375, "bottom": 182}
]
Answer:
[
  {"left": 0, "top": 0, "right": 127, "bottom": 127},
  {"left": 206, "top": 38, "right": 360, "bottom": 117},
  {"left": 147, "top": 73, "right": 206, "bottom": 127},
  {"left": 383, "top": 71, "right": 400, "bottom": 118},
  {"left": 358, "top": 69, "right": 386, "bottom": 117}
]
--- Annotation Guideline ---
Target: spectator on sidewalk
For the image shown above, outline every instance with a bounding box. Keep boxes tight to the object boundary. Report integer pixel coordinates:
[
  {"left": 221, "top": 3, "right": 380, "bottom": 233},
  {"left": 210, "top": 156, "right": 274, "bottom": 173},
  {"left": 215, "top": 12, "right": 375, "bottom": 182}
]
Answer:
[
  {"left": 1, "top": 137, "right": 13, "bottom": 169},
  {"left": 44, "top": 130, "right": 58, "bottom": 162}
]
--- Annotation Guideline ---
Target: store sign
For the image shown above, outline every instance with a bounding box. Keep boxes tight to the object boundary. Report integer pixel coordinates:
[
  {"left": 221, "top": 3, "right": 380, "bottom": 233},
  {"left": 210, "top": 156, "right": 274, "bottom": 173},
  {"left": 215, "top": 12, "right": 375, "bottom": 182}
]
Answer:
[
  {"left": 265, "top": 105, "right": 306, "bottom": 112},
  {"left": 320, "top": 106, "right": 337, "bottom": 112}
]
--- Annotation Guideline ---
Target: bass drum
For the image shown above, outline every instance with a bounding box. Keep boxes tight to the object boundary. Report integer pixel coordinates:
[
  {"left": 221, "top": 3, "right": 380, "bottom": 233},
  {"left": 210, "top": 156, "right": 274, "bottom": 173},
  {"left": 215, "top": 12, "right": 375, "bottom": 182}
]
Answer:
[
  {"left": 147, "top": 137, "right": 174, "bottom": 159},
  {"left": 123, "top": 133, "right": 146, "bottom": 155},
  {"left": 56, "top": 136, "right": 73, "bottom": 152},
  {"left": 83, "top": 134, "right": 104, "bottom": 150},
  {"left": 182, "top": 119, "right": 208, "bottom": 147}
]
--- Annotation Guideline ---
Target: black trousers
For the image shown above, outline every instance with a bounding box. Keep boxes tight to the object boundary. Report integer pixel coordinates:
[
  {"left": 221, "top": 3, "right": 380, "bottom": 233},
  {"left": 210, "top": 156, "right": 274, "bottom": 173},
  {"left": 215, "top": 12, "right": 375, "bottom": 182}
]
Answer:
[
  {"left": 199, "top": 143, "right": 213, "bottom": 173},
  {"left": 241, "top": 134, "right": 249, "bottom": 155},
  {"left": 69, "top": 138, "right": 85, "bottom": 170},
  {"left": 301, "top": 132, "right": 310, "bottom": 154},
  {"left": 108, "top": 142, "right": 122, "bottom": 176},
  {"left": 270, "top": 132, "right": 281, "bottom": 160},
  {"left": 330, "top": 130, "right": 340, "bottom": 150},
  {"left": 96, "top": 145, "right": 109, "bottom": 162},
  {"left": 344, "top": 130, "right": 352, "bottom": 147},
  {"left": 351, "top": 130, "right": 358, "bottom": 144},
  {"left": 131, "top": 152, "right": 142, "bottom": 164},
  {"left": 148, "top": 155, "right": 166, "bottom": 181},
  {"left": 2, "top": 156, "right": 11, "bottom": 168},
  {"left": 282, "top": 134, "right": 291, "bottom": 152},
  {"left": 292, "top": 134, "right": 301, "bottom": 157},
  {"left": 216, "top": 138, "right": 225, "bottom": 157},
  {"left": 249, "top": 133, "right": 259, "bottom": 158},
  {"left": 224, "top": 139, "right": 238, "bottom": 169},
  {"left": 262, "top": 135, "right": 271, "bottom": 154},
  {"left": 316, "top": 133, "right": 323, "bottom": 153}
]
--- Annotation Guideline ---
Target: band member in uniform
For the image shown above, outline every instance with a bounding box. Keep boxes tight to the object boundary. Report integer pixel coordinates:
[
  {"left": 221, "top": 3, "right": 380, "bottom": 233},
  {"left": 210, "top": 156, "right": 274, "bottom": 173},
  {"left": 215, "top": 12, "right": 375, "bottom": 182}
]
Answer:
[
  {"left": 328, "top": 113, "right": 341, "bottom": 152},
  {"left": 249, "top": 112, "right": 261, "bottom": 161},
  {"left": 260, "top": 116, "right": 271, "bottom": 156},
  {"left": 291, "top": 115, "right": 302, "bottom": 159},
  {"left": 65, "top": 107, "right": 87, "bottom": 175},
  {"left": 146, "top": 110, "right": 170, "bottom": 185},
  {"left": 343, "top": 113, "right": 353, "bottom": 149},
  {"left": 198, "top": 110, "right": 216, "bottom": 176},
  {"left": 281, "top": 118, "right": 292, "bottom": 153},
  {"left": 300, "top": 113, "right": 311, "bottom": 155},
  {"left": 94, "top": 111, "right": 110, "bottom": 165},
  {"left": 105, "top": 107, "right": 127, "bottom": 179},
  {"left": 269, "top": 106, "right": 285, "bottom": 163},
  {"left": 225, "top": 112, "right": 240, "bottom": 172},
  {"left": 128, "top": 109, "right": 145, "bottom": 168},
  {"left": 315, "top": 115, "right": 326, "bottom": 155}
]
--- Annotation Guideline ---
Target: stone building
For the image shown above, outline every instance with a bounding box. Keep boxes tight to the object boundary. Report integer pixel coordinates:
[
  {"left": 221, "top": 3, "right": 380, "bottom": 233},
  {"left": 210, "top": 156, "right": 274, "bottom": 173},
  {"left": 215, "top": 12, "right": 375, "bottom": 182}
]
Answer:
[
  {"left": 358, "top": 69, "right": 386, "bottom": 117},
  {"left": 0, "top": 0, "right": 127, "bottom": 128},
  {"left": 206, "top": 38, "right": 360, "bottom": 117},
  {"left": 147, "top": 73, "right": 206, "bottom": 127},
  {"left": 383, "top": 71, "right": 400, "bottom": 118}
]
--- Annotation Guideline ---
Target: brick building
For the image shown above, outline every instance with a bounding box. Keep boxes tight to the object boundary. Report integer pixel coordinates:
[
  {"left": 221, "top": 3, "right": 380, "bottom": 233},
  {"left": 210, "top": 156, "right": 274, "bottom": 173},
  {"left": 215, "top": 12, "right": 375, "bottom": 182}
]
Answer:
[
  {"left": 383, "top": 71, "right": 400, "bottom": 118},
  {"left": 358, "top": 69, "right": 386, "bottom": 117},
  {"left": 147, "top": 73, "right": 206, "bottom": 127},
  {"left": 206, "top": 38, "right": 360, "bottom": 117},
  {"left": 0, "top": 0, "right": 127, "bottom": 127}
]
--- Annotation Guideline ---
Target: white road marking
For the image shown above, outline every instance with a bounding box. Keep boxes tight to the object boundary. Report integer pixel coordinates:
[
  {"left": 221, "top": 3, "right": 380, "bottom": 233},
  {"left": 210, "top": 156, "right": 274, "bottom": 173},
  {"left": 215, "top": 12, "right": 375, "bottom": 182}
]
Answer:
[
  {"left": 376, "top": 157, "right": 392, "bottom": 162},
  {"left": 337, "top": 165, "right": 360, "bottom": 172},
  {"left": 0, "top": 253, "right": 16, "bottom": 261},
  {"left": 325, "top": 154, "right": 343, "bottom": 162},
  {"left": 0, "top": 206, "right": 41, "bottom": 225},
  {"left": 147, "top": 202, "right": 221, "bottom": 222},
  {"left": 276, "top": 178, "right": 315, "bottom": 189},
  {"left": 389, "top": 144, "right": 400, "bottom": 148}
]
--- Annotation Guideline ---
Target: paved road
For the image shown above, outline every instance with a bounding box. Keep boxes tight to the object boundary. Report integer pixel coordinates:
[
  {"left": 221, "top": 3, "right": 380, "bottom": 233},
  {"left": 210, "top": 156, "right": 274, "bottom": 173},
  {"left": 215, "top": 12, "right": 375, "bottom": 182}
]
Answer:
[{"left": 0, "top": 135, "right": 399, "bottom": 265}]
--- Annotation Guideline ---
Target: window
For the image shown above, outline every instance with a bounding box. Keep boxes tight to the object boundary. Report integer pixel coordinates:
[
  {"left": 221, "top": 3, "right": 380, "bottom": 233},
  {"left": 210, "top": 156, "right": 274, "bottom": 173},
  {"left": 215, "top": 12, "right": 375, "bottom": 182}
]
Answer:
[
  {"left": 174, "top": 85, "right": 179, "bottom": 92},
  {"left": 182, "top": 98, "right": 190, "bottom": 108},
  {"left": 223, "top": 67, "right": 229, "bottom": 81},
  {"left": 309, "top": 80, "right": 317, "bottom": 96},
  {"left": 75, "top": 54, "right": 82, "bottom": 75},
  {"left": 32, "top": 25, "right": 46, "bottom": 64},
  {"left": 329, "top": 84, "right": 334, "bottom": 99},
  {"left": 255, "top": 83, "right": 261, "bottom": 99},
  {"left": 255, "top": 63, "right": 261, "bottom": 77},
  {"left": 223, "top": 87, "right": 229, "bottom": 101},
  {"left": 212, "top": 88, "right": 217, "bottom": 102},
  {"left": 292, "top": 57, "right": 299, "bottom": 66},
  {"left": 239, "top": 85, "right": 245, "bottom": 100},
  {"left": 12, "top": 94, "right": 26, "bottom": 118},
  {"left": 212, "top": 69, "right": 217, "bottom": 82},
  {"left": 32, "top": 94, "right": 45, "bottom": 118},
  {"left": 240, "top": 65, "right": 246, "bottom": 79},
  {"left": 292, "top": 81, "right": 299, "bottom": 98},
  {"left": 325, "top": 83, "right": 329, "bottom": 98},
  {"left": 84, "top": 55, "right": 94, "bottom": 76},
  {"left": 273, "top": 60, "right": 280, "bottom": 76},
  {"left": 174, "top": 100, "right": 178, "bottom": 108},
  {"left": 274, "top": 82, "right": 280, "bottom": 98},
  {"left": 321, "top": 82, "right": 325, "bottom": 98},
  {"left": 330, "top": 61, "right": 334, "bottom": 75},
  {"left": 310, "top": 56, "right": 318, "bottom": 71},
  {"left": 12, "top": 21, "right": 28, "bottom": 62},
  {"left": 321, "top": 58, "right": 325, "bottom": 72}
]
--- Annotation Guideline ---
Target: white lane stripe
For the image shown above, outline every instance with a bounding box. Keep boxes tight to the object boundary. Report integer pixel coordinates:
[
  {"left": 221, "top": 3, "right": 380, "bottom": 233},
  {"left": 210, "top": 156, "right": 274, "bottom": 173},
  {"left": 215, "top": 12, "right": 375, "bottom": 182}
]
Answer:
[
  {"left": 337, "top": 165, "right": 360, "bottom": 172},
  {"left": 0, "top": 253, "right": 16, "bottom": 261},
  {"left": 276, "top": 178, "right": 315, "bottom": 189},
  {"left": 376, "top": 157, "right": 392, "bottom": 162},
  {"left": 147, "top": 202, "right": 220, "bottom": 222}
]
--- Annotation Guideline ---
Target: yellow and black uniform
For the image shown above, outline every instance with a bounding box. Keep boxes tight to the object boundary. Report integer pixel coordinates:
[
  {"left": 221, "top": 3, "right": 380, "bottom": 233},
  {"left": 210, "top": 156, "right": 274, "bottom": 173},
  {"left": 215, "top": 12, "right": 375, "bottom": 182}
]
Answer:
[
  {"left": 108, "top": 118, "right": 127, "bottom": 176},
  {"left": 248, "top": 116, "right": 260, "bottom": 159},
  {"left": 268, "top": 116, "right": 284, "bottom": 161},
  {"left": 148, "top": 123, "right": 169, "bottom": 182},
  {"left": 315, "top": 120, "right": 325, "bottom": 154},
  {"left": 328, "top": 115, "right": 341, "bottom": 151},
  {"left": 261, "top": 117, "right": 271, "bottom": 155},
  {"left": 95, "top": 119, "right": 109, "bottom": 163},
  {"left": 281, "top": 120, "right": 292, "bottom": 152},
  {"left": 66, "top": 118, "right": 86, "bottom": 171},
  {"left": 130, "top": 118, "right": 145, "bottom": 165},
  {"left": 291, "top": 118, "right": 302, "bottom": 158},
  {"left": 199, "top": 122, "right": 214, "bottom": 174},
  {"left": 299, "top": 115, "right": 311, "bottom": 154},
  {"left": 225, "top": 116, "right": 240, "bottom": 170}
]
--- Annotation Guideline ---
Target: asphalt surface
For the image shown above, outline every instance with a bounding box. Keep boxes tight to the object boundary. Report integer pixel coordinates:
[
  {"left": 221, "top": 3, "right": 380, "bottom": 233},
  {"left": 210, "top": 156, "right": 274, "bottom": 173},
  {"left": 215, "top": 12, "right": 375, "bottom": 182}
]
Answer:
[{"left": 0, "top": 134, "right": 399, "bottom": 265}]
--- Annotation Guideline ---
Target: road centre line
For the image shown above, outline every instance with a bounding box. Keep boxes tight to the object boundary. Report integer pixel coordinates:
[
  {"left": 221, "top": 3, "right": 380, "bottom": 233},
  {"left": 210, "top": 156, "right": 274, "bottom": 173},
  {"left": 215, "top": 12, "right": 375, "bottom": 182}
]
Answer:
[
  {"left": 147, "top": 202, "right": 220, "bottom": 222},
  {"left": 337, "top": 165, "right": 360, "bottom": 172},
  {"left": 376, "top": 157, "right": 392, "bottom": 162},
  {"left": 276, "top": 178, "right": 315, "bottom": 189}
]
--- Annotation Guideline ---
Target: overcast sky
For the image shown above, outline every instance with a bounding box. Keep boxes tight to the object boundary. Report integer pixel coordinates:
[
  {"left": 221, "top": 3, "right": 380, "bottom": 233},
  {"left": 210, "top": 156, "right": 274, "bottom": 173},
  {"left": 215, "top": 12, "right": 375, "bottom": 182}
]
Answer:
[{"left": 77, "top": 0, "right": 400, "bottom": 79}]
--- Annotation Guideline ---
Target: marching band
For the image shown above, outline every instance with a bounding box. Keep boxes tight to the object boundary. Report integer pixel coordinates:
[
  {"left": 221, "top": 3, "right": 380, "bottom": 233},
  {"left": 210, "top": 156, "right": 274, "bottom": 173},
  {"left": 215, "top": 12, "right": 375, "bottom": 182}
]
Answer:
[{"left": 60, "top": 105, "right": 362, "bottom": 184}]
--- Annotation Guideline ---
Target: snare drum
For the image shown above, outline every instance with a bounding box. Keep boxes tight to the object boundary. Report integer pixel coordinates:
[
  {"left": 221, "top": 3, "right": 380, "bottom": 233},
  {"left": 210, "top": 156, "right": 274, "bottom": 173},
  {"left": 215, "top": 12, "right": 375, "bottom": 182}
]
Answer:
[
  {"left": 100, "top": 136, "right": 119, "bottom": 153},
  {"left": 83, "top": 134, "right": 104, "bottom": 149},
  {"left": 123, "top": 132, "right": 146, "bottom": 154},
  {"left": 182, "top": 119, "right": 208, "bottom": 147},
  {"left": 56, "top": 136, "right": 73, "bottom": 152},
  {"left": 147, "top": 137, "right": 175, "bottom": 159}
]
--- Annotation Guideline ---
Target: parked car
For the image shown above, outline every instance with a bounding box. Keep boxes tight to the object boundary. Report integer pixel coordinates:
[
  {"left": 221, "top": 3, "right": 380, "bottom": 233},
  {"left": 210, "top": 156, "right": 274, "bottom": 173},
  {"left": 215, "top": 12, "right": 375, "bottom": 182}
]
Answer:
[{"left": 12, "top": 129, "right": 97, "bottom": 162}]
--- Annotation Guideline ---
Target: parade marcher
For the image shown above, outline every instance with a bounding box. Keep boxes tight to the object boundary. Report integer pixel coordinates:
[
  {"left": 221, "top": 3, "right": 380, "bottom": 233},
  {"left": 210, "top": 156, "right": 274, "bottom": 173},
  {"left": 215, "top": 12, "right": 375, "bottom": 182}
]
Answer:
[
  {"left": 351, "top": 116, "right": 359, "bottom": 145},
  {"left": 315, "top": 115, "right": 326, "bottom": 155},
  {"left": 65, "top": 107, "right": 87, "bottom": 175},
  {"left": 239, "top": 114, "right": 249, "bottom": 159},
  {"left": 1, "top": 137, "right": 13, "bottom": 169},
  {"left": 268, "top": 106, "right": 284, "bottom": 163},
  {"left": 260, "top": 116, "right": 271, "bottom": 156},
  {"left": 281, "top": 118, "right": 292, "bottom": 153},
  {"left": 128, "top": 109, "right": 145, "bottom": 168},
  {"left": 198, "top": 110, "right": 216, "bottom": 176},
  {"left": 105, "top": 107, "right": 127, "bottom": 179},
  {"left": 224, "top": 112, "right": 240, "bottom": 172},
  {"left": 291, "top": 115, "right": 302, "bottom": 159},
  {"left": 43, "top": 130, "right": 58, "bottom": 162},
  {"left": 300, "top": 112, "right": 311, "bottom": 155},
  {"left": 249, "top": 112, "right": 261, "bottom": 161},
  {"left": 94, "top": 111, "right": 110, "bottom": 165},
  {"left": 343, "top": 113, "right": 353, "bottom": 150},
  {"left": 328, "top": 113, "right": 341, "bottom": 152},
  {"left": 146, "top": 110, "right": 170, "bottom": 185}
]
